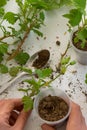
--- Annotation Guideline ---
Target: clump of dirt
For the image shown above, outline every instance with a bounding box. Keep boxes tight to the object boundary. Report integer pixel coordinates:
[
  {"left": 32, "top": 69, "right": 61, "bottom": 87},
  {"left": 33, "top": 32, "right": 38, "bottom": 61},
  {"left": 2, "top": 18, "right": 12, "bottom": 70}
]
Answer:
[
  {"left": 56, "top": 40, "right": 61, "bottom": 46},
  {"left": 32, "top": 49, "right": 50, "bottom": 69},
  {"left": 38, "top": 95, "right": 69, "bottom": 121}
]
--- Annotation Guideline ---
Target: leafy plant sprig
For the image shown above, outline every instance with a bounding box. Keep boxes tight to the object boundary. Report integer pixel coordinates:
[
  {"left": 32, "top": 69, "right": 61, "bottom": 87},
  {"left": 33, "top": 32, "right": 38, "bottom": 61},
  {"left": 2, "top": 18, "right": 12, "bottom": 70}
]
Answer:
[
  {"left": 18, "top": 43, "right": 76, "bottom": 111},
  {"left": 0, "top": 0, "right": 76, "bottom": 111},
  {"left": 63, "top": 0, "right": 87, "bottom": 48},
  {"left": 0, "top": 0, "right": 60, "bottom": 62},
  {"left": 0, "top": 0, "right": 73, "bottom": 74}
]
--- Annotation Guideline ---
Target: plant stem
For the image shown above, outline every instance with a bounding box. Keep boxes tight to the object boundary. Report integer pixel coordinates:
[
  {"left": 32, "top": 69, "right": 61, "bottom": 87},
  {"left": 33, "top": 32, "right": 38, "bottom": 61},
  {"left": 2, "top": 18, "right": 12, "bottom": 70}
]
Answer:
[
  {"left": 0, "top": 35, "right": 15, "bottom": 40},
  {"left": 41, "top": 73, "right": 62, "bottom": 88},
  {"left": 7, "top": 25, "right": 33, "bottom": 61},
  {"left": 29, "top": 73, "right": 62, "bottom": 97},
  {"left": 48, "top": 73, "right": 62, "bottom": 85},
  {"left": 57, "top": 42, "right": 70, "bottom": 71}
]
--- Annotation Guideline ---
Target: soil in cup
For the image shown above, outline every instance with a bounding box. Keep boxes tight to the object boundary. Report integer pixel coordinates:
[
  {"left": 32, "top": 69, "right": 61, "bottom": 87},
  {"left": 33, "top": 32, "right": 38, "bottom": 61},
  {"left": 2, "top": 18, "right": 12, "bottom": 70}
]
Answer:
[
  {"left": 38, "top": 95, "right": 69, "bottom": 121},
  {"left": 32, "top": 49, "right": 50, "bottom": 69}
]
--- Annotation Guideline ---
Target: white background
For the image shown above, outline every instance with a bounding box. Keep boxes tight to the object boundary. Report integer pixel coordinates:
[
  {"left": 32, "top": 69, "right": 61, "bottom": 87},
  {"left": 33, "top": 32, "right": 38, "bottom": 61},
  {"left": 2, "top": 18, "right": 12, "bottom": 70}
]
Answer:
[{"left": 0, "top": 1, "right": 87, "bottom": 130}]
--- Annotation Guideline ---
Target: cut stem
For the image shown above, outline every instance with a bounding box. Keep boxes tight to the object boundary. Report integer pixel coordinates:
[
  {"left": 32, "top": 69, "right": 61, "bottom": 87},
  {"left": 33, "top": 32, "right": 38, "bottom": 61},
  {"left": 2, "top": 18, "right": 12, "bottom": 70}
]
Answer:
[{"left": 7, "top": 25, "right": 32, "bottom": 61}]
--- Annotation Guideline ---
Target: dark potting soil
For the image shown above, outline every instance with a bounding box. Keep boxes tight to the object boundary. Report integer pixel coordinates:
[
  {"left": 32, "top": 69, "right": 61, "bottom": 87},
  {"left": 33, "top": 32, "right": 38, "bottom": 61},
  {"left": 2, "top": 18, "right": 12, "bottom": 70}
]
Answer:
[
  {"left": 72, "top": 31, "right": 87, "bottom": 51},
  {"left": 38, "top": 95, "right": 69, "bottom": 121},
  {"left": 32, "top": 49, "right": 50, "bottom": 69}
]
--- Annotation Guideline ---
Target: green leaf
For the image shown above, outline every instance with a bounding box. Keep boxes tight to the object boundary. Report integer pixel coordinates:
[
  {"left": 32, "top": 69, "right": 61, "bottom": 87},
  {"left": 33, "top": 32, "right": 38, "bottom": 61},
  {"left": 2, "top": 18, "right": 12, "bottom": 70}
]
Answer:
[
  {"left": 18, "top": 88, "right": 29, "bottom": 93},
  {"left": 35, "top": 68, "right": 52, "bottom": 78},
  {"left": 81, "top": 42, "right": 85, "bottom": 48},
  {"left": 20, "top": 67, "right": 32, "bottom": 74},
  {"left": 70, "top": 60, "right": 76, "bottom": 65},
  {"left": 0, "top": 8, "right": 5, "bottom": 17},
  {"left": 40, "top": 11, "right": 45, "bottom": 21},
  {"left": 16, "top": 0, "right": 23, "bottom": 7},
  {"left": 9, "top": 67, "right": 20, "bottom": 77},
  {"left": 24, "top": 79, "right": 41, "bottom": 94},
  {"left": 77, "top": 28, "right": 87, "bottom": 41},
  {"left": 60, "top": 66, "right": 66, "bottom": 74},
  {"left": 22, "top": 96, "right": 33, "bottom": 111},
  {"left": 27, "top": 0, "right": 59, "bottom": 10},
  {"left": 85, "top": 19, "right": 87, "bottom": 25},
  {"left": 61, "top": 56, "right": 70, "bottom": 65},
  {"left": 8, "top": 26, "right": 20, "bottom": 36},
  {"left": 59, "top": 0, "right": 72, "bottom": 6},
  {"left": 63, "top": 9, "right": 82, "bottom": 27},
  {"left": 73, "top": 0, "right": 86, "bottom": 11},
  {"left": 4, "top": 12, "right": 18, "bottom": 24},
  {"left": 74, "top": 37, "right": 79, "bottom": 43},
  {"left": 0, "top": 43, "right": 8, "bottom": 54},
  {"left": 85, "top": 79, "right": 87, "bottom": 84},
  {"left": 85, "top": 73, "right": 87, "bottom": 79},
  {"left": 85, "top": 74, "right": 87, "bottom": 84},
  {"left": 24, "top": 78, "right": 38, "bottom": 86},
  {"left": 0, "top": 53, "right": 3, "bottom": 62},
  {"left": 19, "top": 23, "right": 28, "bottom": 31},
  {"left": 15, "top": 52, "right": 30, "bottom": 65},
  {"left": 33, "top": 29, "right": 43, "bottom": 37},
  {"left": 0, "top": 0, "right": 7, "bottom": 7},
  {"left": 0, "top": 64, "right": 8, "bottom": 74}
]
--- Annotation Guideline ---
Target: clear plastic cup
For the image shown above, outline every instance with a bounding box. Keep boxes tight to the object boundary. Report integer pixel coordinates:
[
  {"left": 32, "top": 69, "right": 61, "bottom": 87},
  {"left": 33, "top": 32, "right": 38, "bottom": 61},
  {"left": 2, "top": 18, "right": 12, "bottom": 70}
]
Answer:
[
  {"left": 70, "top": 27, "right": 87, "bottom": 65},
  {"left": 34, "top": 87, "right": 71, "bottom": 127}
]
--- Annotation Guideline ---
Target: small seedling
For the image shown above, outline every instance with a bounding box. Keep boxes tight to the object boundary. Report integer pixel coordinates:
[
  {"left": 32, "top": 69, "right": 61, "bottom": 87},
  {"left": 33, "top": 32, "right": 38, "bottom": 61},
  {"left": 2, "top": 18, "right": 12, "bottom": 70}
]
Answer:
[{"left": 63, "top": 0, "right": 87, "bottom": 49}]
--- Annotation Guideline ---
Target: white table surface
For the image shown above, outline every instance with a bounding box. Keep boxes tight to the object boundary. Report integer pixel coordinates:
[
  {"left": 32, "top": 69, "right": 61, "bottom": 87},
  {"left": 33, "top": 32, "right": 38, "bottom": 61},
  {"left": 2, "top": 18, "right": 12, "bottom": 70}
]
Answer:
[{"left": 0, "top": 1, "right": 87, "bottom": 130}]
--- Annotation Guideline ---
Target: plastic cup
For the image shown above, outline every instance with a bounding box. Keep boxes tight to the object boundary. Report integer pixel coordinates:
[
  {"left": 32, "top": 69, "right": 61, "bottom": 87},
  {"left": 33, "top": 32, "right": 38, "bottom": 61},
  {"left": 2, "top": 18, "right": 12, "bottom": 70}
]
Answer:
[
  {"left": 70, "top": 27, "right": 87, "bottom": 65},
  {"left": 34, "top": 87, "right": 71, "bottom": 127}
]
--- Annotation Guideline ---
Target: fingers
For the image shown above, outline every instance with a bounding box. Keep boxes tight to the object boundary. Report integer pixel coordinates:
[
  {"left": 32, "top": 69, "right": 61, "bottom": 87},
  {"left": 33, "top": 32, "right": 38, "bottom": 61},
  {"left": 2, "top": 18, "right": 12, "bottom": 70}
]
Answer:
[
  {"left": 41, "top": 124, "right": 55, "bottom": 130},
  {"left": 0, "top": 99, "right": 22, "bottom": 113},
  {"left": 9, "top": 104, "right": 24, "bottom": 126},
  {"left": 69, "top": 102, "right": 83, "bottom": 122},
  {"left": 13, "top": 110, "right": 32, "bottom": 130},
  {"left": 14, "top": 104, "right": 23, "bottom": 112},
  {"left": 9, "top": 110, "right": 19, "bottom": 126},
  {"left": 8, "top": 99, "right": 23, "bottom": 111},
  {"left": 66, "top": 102, "right": 87, "bottom": 130}
]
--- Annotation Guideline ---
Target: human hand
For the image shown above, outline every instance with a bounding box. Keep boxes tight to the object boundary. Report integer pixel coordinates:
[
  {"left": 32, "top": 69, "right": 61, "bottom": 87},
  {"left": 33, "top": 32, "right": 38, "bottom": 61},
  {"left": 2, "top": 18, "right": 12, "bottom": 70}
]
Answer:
[
  {"left": 0, "top": 99, "right": 31, "bottom": 130},
  {"left": 41, "top": 124, "right": 55, "bottom": 130},
  {"left": 66, "top": 102, "right": 87, "bottom": 130}
]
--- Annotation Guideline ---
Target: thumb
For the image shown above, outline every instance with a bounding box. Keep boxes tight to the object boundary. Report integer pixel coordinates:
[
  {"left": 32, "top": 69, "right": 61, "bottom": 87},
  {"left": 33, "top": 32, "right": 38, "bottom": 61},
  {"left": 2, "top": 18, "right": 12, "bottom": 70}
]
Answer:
[
  {"left": 14, "top": 110, "right": 32, "bottom": 130},
  {"left": 41, "top": 124, "right": 55, "bottom": 130}
]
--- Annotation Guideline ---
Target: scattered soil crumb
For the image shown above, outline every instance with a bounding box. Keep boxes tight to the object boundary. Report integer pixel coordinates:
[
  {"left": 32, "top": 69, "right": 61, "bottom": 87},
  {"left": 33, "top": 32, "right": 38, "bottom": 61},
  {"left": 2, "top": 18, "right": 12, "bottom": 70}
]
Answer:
[
  {"left": 68, "top": 82, "right": 73, "bottom": 87},
  {"left": 71, "top": 70, "right": 77, "bottom": 74},
  {"left": 36, "top": 37, "right": 39, "bottom": 40},
  {"left": 44, "top": 37, "right": 46, "bottom": 40},
  {"left": 56, "top": 40, "right": 61, "bottom": 46},
  {"left": 56, "top": 36, "right": 59, "bottom": 39},
  {"left": 68, "top": 94, "right": 72, "bottom": 98},
  {"left": 64, "top": 32, "right": 67, "bottom": 35},
  {"left": 49, "top": 47, "right": 51, "bottom": 49}
]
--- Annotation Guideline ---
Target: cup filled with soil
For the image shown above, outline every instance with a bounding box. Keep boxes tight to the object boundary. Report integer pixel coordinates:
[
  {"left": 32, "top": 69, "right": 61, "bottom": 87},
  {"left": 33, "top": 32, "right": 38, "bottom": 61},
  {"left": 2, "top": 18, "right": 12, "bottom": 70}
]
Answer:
[{"left": 34, "top": 87, "right": 71, "bottom": 127}]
